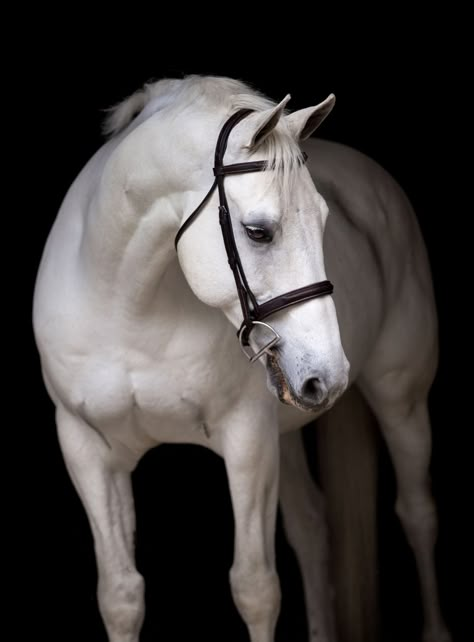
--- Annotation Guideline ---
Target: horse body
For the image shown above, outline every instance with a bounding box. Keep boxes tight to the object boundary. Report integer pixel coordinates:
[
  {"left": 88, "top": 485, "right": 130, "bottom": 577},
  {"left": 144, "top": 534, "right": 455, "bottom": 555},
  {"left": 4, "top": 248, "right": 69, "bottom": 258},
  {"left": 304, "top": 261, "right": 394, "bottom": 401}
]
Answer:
[
  {"left": 33, "top": 76, "right": 448, "bottom": 642},
  {"left": 34, "top": 141, "right": 390, "bottom": 457}
]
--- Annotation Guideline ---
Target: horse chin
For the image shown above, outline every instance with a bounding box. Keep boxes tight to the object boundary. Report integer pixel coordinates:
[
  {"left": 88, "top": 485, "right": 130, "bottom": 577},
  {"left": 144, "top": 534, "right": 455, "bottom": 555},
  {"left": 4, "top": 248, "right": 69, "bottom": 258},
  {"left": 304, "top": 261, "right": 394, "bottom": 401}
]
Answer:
[{"left": 266, "top": 353, "right": 330, "bottom": 414}]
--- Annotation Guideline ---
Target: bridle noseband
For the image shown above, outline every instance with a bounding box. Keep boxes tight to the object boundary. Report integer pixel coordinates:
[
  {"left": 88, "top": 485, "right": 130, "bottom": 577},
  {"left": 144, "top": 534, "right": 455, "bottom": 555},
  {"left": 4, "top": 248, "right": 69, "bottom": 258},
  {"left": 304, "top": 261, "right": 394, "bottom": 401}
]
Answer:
[{"left": 175, "top": 109, "right": 334, "bottom": 363}]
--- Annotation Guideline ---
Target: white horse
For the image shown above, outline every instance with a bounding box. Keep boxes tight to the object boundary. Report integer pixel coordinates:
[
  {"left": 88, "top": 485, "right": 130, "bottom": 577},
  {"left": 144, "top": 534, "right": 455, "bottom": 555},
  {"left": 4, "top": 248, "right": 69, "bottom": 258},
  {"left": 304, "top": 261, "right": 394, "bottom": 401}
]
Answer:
[{"left": 33, "top": 75, "right": 450, "bottom": 642}]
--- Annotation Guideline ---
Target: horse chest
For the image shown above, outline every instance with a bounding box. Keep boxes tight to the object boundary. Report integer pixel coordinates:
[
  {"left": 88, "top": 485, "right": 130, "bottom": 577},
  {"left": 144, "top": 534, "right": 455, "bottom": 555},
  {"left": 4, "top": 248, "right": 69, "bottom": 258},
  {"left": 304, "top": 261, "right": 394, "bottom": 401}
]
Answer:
[{"left": 68, "top": 341, "right": 239, "bottom": 452}]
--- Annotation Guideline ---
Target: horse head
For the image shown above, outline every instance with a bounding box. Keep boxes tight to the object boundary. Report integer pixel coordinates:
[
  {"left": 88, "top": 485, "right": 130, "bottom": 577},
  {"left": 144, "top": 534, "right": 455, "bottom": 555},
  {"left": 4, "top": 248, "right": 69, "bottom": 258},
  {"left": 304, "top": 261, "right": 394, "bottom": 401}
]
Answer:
[{"left": 177, "top": 91, "right": 349, "bottom": 412}]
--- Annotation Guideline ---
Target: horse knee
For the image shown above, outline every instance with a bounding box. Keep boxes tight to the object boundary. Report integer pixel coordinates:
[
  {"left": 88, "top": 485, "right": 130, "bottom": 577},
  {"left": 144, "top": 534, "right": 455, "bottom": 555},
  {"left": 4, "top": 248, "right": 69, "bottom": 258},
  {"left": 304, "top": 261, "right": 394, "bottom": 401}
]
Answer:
[
  {"left": 230, "top": 565, "right": 281, "bottom": 627},
  {"left": 98, "top": 570, "right": 145, "bottom": 640},
  {"left": 283, "top": 500, "right": 330, "bottom": 557}
]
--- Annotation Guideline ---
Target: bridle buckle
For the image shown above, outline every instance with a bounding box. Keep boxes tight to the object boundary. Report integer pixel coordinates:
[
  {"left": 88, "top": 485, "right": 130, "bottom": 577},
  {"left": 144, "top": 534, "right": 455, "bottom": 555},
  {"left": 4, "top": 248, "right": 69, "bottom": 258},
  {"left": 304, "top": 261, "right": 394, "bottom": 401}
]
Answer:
[{"left": 238, "top": 321, "right": 281, "bottom": 363}]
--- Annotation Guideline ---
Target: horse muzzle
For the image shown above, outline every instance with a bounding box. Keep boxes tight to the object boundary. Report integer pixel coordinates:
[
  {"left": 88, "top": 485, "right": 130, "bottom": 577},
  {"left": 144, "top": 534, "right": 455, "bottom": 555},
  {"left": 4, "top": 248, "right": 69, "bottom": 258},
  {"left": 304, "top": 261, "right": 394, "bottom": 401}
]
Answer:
[{"left": 266, "top": 351, "right": 349, "bottom": 413}]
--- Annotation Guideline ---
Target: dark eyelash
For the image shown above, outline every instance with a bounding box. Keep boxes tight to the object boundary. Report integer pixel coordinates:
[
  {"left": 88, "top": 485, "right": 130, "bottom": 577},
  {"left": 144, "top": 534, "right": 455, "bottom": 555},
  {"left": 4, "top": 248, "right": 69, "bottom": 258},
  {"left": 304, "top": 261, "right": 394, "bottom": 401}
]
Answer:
[{"left": 244, "top": 225, "right": 273, "bottom": 243}]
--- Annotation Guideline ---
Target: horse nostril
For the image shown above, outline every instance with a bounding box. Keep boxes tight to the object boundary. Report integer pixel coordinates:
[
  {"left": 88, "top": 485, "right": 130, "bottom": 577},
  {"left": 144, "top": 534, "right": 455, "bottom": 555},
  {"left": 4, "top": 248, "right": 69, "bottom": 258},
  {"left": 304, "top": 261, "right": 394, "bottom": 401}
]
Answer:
[{"left": 301, "top": 377, "right": 327, "bottom": 403}]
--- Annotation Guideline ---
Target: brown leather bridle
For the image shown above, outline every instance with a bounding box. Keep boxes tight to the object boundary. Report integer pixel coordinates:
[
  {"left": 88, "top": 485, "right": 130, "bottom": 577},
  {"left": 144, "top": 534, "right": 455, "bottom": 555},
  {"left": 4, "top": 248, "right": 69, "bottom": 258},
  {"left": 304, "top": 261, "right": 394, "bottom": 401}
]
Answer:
[{"left": 175, "top": 109, "right": 334, "bottom": 362}]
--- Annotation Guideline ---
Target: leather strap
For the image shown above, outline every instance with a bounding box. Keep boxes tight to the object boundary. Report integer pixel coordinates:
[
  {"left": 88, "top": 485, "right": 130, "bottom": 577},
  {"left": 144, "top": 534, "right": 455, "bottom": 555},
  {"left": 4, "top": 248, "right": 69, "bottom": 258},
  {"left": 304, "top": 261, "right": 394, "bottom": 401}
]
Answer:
[
  {"left": 254, "top": 281, "right": 334, "bottom": 321},
  {"left": 174, "top": 178, "right": 218, "bottom": 248},
  {"left": 214, "top": 161, "right": 267, "bottom": 176},
  {"left": 237, "top": 281, "right": 334, "bottom": 344}
]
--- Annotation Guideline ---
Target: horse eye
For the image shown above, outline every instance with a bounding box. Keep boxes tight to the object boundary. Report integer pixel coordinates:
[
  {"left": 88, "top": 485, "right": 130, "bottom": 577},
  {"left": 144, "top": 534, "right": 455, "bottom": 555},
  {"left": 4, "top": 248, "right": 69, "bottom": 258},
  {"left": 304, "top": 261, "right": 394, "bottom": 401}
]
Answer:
[{"left": 245, "top": 225, "right": 273, "bottom": 243}]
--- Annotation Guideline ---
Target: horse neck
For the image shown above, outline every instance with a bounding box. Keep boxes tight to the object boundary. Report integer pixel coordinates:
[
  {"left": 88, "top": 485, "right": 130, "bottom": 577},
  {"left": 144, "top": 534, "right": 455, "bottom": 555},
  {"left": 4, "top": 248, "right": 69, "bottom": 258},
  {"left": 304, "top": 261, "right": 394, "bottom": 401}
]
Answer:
[{"left": 79, "top": 110, "right": 218, "bottom": 312}]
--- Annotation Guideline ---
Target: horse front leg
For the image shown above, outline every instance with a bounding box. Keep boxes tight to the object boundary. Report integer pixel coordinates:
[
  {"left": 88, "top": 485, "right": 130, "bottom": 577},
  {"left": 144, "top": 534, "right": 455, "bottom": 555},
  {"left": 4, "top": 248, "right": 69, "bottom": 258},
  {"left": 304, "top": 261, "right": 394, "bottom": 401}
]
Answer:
[
  {"left": 280, "top": 429, "right": 336, "bottom": 642},
  {"left": 56, "top": 405, "right": 144, "bottom": 642},
  {"left": 222, "top": 406, "right": 281, "bottom": 642}
]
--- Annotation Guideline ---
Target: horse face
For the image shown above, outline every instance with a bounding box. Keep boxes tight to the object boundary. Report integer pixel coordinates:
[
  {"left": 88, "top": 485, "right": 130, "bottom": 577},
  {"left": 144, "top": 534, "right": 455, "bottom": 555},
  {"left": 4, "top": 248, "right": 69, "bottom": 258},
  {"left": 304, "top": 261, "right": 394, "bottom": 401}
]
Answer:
[
  {"left": 233, "top": 168, "right": 348, "bottom": 412},
  {"left": 178, "top": 98, "right": 349, "bottom": 412},
  {"left": 179, "top": 163, "right": 348, "bottom": 413}
]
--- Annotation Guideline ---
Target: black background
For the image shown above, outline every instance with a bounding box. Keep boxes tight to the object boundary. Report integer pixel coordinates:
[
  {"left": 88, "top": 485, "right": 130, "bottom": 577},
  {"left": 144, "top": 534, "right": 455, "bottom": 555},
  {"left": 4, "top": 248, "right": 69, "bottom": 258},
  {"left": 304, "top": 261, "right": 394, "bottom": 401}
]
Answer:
[{"left": 20, "top": 29, "right": 469, "bottom": 642}]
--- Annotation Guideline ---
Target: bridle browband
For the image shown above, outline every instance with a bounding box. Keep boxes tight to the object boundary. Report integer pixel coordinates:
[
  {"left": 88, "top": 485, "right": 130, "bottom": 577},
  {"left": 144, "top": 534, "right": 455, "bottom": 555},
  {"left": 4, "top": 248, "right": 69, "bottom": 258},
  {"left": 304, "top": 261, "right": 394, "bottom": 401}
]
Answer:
[{"left": 175, "top": 108, "right": 334, "bottom": 362}]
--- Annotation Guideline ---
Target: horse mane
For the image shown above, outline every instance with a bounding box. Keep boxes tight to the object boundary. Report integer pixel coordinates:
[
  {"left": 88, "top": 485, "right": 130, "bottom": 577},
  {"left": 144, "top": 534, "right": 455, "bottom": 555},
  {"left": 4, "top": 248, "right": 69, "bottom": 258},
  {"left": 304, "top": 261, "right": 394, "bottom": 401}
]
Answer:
[
  {"left": 102, "top": 76, "right": 268, "bottom": 137},
  {"left": 103, "top": 75, "right": 304, "bottom": 207}
]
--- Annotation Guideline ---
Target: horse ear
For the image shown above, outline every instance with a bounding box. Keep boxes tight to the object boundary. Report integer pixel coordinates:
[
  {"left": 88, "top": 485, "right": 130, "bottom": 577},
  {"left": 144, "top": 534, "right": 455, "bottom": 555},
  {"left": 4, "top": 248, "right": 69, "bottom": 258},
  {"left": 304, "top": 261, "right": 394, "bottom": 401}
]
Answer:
[
  {"left": 285, "top": 94, "right": 336, "bottom": 141},
  {"left": 245, "top": 94, "right": 291, "bottom": 150}
]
